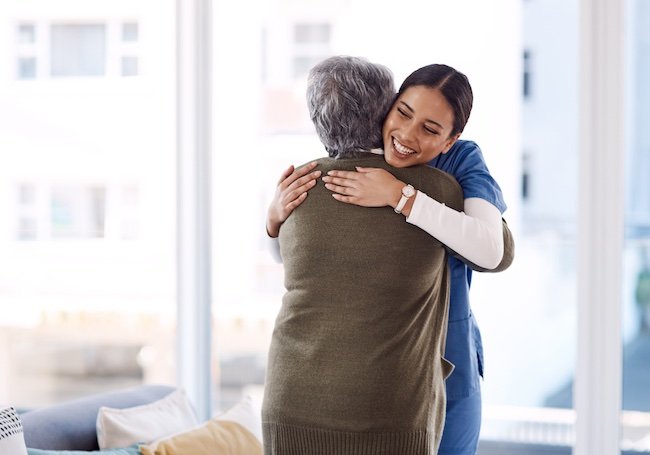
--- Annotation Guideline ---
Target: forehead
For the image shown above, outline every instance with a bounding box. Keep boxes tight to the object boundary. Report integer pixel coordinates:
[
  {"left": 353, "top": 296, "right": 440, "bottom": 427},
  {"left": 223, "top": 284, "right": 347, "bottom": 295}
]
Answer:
[{"left": 397, "top": 86, "right": 454, "bottom": 126}]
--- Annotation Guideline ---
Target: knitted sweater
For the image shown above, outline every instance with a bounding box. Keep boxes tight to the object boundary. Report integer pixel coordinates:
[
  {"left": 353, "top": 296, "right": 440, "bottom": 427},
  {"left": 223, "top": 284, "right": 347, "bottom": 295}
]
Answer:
[{"left": 262, "top": 154, "right": 464, "bottom": 455}]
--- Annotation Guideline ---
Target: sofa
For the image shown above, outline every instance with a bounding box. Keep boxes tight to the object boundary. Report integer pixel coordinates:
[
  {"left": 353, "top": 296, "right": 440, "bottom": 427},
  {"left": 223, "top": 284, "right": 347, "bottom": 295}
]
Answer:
[
  {"left": 13, "top": 384, "right": 263, "bottom": 454},
  {"left": 20, "top": 385, "right": 176, "bottom": 451}
]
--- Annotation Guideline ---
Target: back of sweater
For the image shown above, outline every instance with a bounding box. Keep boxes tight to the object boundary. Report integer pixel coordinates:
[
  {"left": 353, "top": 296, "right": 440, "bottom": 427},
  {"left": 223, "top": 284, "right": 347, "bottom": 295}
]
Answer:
[{"left": 263, "top": 154, "right": 464, "bottom": 455}]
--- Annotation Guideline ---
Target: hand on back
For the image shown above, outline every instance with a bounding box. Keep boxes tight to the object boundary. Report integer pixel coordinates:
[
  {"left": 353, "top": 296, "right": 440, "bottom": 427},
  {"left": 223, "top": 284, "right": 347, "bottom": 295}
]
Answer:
[
  {"left": 322, "top": 167, "right": 403, "bottom": 208},
  {"left": 266, "top": 162, "right": 321, "bottom": 237}
]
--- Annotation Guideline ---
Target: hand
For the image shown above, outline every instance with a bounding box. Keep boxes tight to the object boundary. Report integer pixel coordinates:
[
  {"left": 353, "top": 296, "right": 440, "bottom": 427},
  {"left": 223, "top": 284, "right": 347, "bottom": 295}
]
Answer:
[
  {"left": 266, "top": 162, "right": 321, "bottom": 237},
  {"left": 322, "top": 167, "right": 404, "bottom": 208}
]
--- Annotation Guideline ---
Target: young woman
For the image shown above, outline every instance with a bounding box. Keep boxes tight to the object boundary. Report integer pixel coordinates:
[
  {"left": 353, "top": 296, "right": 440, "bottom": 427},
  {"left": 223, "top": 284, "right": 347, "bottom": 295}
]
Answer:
[{"left": 267, "top": 64, "right": 512, "bottom": 455}]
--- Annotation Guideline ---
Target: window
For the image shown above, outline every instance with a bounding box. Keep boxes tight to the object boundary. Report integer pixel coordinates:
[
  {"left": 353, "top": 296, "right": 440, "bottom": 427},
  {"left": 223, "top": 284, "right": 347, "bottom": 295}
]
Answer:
[
  {"left": 50, "top": 186, "right": 106, "bottom": 239},
  {"left": 14, "top": 184, "right": 143, "bottom": 242},
  {"left": 292, "top": 23, "right": 330, "bottom": 79},
  {"left": 17, "top": 57, "right": 36, "bottom": 79},
  {"left": 523, "top": 49, "right": 532, "bottom": 99},
  {"left": 18, "top": 24, "right": 35, "bottom": 44},
  {"left": 1, "top": 3, "right": 175, "bottom": 409},
  {"left": 14, "top": 21, "right": 141, "bottom": 80},
  {"left": 121, "top": 56, "right": 138, "bottom": 76},
  {"left": 50, "top": 24, "right": 106, "bottom": 77},
  {"left": 522, "top": 151, "right": 531, "bottom": 201},
  {"left": 16, "top": 22, "right": 37, "bottom": 79},
  {"left": 122, "top": 22, "right": 139, "bottom": 42}
]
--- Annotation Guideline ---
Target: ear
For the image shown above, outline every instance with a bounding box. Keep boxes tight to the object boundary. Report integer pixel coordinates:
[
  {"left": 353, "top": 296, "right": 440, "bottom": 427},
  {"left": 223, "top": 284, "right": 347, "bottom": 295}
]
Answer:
[{"left": 441, "top": 133, "right": 461, "bottom": 155}]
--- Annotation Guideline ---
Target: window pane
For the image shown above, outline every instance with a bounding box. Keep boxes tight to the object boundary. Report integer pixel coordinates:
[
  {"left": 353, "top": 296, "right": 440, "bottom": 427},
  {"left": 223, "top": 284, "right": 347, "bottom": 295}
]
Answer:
[
  {"left": 50, "top": 24, "right": 106, "bottom": 77},
  {"left": 18, "top": 23, "right": 35, "bottom": 44},
  {"left": 0, "top": 2, "right": 177, "bottom": 409},
  {"left": 122, "top": 22, "right": 139, "bottom": 42},
  {"left": 50, "top": 186, "right": 106, "bottom": 239},
  {"left": 475, "top": 2, "right": 578, "bottom": 451},
  {"left": 622, "top": 0, "right": 650, "bottom": 451},
  {"left": 17, "top": 57, "right": 36, "bottom": 79},
  {"left": 294, "top": 23, "right": 330, "bottom": 44},
  {"left": 121, "top": 56, "right": 138, "bottom": 76}
]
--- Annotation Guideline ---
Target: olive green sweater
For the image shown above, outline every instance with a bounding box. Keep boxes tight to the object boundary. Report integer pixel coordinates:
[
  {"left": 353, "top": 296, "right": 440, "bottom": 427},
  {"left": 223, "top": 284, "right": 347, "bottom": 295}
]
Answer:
[{"left": 262, "top": 154, "right": 464, "bottom": 455}]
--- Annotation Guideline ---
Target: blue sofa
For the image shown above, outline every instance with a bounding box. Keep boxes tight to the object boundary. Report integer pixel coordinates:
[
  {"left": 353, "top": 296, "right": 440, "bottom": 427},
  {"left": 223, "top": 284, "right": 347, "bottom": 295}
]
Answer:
[{"left": 20, "top": 385, "right": 175, "bottom": 451}]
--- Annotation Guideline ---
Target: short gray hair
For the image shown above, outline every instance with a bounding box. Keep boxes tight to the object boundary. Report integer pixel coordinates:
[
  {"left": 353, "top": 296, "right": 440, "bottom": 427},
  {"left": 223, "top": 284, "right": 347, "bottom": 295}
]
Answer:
[{"left": 306, "top": 56, "right": 395, "bottom": 158}]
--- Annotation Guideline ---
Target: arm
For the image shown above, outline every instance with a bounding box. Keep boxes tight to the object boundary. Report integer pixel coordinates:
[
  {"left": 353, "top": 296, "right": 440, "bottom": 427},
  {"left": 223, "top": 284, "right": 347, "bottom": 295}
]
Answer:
[
  {"left": 266, "top": 162, "right": 321, "bottom": 238},
  {"left": 322, "top": 167, "right": 512, "bottom": 271},
  {"left": 406, "top": 193, "right": 503, "bottom": 269},
  {"left": 265, "top": 162, "right": 321, "bottom": 263}
]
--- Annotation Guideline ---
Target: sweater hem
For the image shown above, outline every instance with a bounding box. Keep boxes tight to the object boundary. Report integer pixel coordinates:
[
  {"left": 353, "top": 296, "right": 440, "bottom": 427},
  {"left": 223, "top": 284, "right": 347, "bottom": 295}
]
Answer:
[{"left": 263, "top": 421, "right": 434, "bottom": 455}]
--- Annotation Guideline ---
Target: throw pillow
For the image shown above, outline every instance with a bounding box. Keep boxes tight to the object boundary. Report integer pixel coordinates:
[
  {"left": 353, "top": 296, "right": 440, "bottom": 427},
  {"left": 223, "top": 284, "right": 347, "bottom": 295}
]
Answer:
[
  {"left": 0, "top": 406, "right": 28, "bottom": 455},
  {"left": 96, "top": 388, "right": 198, "bottom": 449},
  {"left": 27, "top": 445, "right": 139, "bottom": 455},
  {"left": 139, "top": 396, "right": 262, "bottom": 455}
]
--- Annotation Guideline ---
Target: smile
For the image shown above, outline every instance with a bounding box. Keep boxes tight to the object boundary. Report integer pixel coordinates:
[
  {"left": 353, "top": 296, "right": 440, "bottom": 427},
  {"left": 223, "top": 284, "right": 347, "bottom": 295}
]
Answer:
[{"left": 392, "top": 138, "right": 416, "bottom": 157}]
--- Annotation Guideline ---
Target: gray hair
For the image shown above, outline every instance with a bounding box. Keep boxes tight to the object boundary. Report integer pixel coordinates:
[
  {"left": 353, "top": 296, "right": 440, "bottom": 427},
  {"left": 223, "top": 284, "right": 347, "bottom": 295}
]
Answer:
[{"left": 306, "top": 56, "right": 395, "bottom": 158}]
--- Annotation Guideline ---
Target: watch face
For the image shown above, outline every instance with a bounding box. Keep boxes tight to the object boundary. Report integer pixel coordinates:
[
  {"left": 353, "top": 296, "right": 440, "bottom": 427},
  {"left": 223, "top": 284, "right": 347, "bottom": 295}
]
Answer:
[{"left": 403, "top": 185, "right": 416, "bottom": 197}]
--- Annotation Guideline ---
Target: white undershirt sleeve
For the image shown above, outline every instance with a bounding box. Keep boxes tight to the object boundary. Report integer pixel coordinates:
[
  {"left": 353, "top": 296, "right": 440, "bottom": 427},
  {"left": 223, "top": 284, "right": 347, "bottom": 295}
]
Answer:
[
  {"left": 406, "top": 192, "right": 504, "bottom": 269},
  {"left": 267, "top": 234, "right": 282, "bottom": 263}
]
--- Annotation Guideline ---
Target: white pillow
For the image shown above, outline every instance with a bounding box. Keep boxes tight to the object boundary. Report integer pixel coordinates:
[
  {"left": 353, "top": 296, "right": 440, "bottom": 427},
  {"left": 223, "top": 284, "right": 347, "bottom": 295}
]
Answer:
[
  {"left": 97, "top": 388, "right": 199, "bottom": 449},
  {"left": 0, "top": 407, "right": 28, "bottom": 455},
  {"left": 214, "top": 395, "right": 262, "bottom": 443}
]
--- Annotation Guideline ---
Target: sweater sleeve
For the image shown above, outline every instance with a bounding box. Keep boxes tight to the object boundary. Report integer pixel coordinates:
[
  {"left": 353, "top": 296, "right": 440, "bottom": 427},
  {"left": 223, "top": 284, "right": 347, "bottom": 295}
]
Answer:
[{"left": 406, "top": 192, "right": 504, "bottom": 269}]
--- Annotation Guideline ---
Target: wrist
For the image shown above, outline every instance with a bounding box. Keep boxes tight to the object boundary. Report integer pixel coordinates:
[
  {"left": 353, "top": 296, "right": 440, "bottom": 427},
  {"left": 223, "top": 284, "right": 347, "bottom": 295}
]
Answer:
[
  {"left": 394, "top": 183, "right": 416, "bottom": 215},
  {"left": 389, "top": 180, "right": 405, "bottom": 209},
  {"left": 266, "top": 216, "right": 280, "bottom": 238}
]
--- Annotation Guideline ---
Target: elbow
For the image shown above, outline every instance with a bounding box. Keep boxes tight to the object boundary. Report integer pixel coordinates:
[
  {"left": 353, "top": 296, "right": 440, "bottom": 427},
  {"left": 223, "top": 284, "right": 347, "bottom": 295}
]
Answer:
[{"left": 479, "top": 238, "right": 504, "bottom": 270}]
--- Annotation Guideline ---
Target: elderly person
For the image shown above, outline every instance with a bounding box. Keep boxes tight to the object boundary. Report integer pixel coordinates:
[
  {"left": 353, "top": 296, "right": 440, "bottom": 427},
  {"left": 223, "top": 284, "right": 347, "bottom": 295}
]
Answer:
[{"left": 261, "top": 56, "right": 468, "bottom": 454}]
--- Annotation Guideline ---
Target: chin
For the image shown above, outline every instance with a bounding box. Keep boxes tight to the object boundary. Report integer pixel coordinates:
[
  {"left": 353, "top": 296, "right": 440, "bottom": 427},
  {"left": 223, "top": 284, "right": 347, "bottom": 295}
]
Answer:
[{"left": 386, "top": 153, "right": 410, "bottom": 169}]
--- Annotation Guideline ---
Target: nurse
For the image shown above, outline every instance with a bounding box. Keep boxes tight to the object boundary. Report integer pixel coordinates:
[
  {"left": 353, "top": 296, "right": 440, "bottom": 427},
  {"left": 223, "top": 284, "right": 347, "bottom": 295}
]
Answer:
[{"left": 267, "top": 63, "right": 513, "bottom": 455}]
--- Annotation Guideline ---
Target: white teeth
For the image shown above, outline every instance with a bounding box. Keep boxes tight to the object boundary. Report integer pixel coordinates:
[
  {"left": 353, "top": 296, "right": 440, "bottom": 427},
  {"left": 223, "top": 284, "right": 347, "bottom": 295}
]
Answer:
[{"left": 393, "top": 138, "right": 416, "bottom": 156}]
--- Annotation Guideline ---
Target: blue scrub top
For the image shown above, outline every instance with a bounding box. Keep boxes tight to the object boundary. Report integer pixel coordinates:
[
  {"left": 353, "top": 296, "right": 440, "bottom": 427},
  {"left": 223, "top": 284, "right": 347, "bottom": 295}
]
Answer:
[{"left": 428, "top": 140, "right": 507, "bottom": 400}]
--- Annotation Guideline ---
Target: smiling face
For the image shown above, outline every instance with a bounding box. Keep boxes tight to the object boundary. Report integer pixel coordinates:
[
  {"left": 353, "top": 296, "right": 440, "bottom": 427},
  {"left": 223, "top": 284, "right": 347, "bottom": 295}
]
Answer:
[{"left": 382, "top": 85, "right": 460, "bottom": 168}]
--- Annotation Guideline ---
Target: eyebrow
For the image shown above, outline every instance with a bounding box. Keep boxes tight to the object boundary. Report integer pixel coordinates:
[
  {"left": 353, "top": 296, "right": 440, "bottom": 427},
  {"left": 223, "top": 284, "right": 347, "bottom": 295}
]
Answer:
[{"left": 398, "top": 100, "right": 444, "bottom": 129}]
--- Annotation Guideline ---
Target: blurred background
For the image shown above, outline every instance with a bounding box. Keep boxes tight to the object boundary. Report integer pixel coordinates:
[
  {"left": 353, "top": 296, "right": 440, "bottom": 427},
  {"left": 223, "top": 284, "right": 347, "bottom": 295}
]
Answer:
[{"left": 0, "top": 0, "right": 648, "bottom": 453}]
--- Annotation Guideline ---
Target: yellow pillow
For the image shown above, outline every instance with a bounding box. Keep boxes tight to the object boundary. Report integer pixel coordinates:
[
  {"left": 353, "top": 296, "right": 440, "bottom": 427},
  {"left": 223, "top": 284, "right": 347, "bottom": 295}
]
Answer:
[{"left": 139, "top": 419, "right": 261, "bottom": 455}]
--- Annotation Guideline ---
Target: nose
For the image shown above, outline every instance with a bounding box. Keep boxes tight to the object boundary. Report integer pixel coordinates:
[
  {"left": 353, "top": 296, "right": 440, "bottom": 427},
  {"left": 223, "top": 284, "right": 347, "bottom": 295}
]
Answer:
[{"left": 400, "top": 119, "right": 418, "bottom": 142}]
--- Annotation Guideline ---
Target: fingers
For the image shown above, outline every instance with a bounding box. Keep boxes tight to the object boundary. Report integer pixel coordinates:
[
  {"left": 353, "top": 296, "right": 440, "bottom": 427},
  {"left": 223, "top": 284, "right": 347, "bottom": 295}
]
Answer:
[
  {"left": 331, "top": 193, "right": 355, "bottom": 204},
  {"left": 321, "top": 175, "right": 356, "bottom": 187},
  {"left": 285, "top": 191, "right": 308, "bottom": 211},
  {"left": 286, "top": 170, "right": 321, "bottom": 195},
  {"left": 277, "top": 164, "right": 295, "bottom": 184},
  {"left": 326, "top": 170, "right": 359, "bottom": 179},
  {"left": 323, "top": 182, "right": 354, "bottom": 196},
  {"left": 279, "top": 162, "right": 319, "bottom": 188}
]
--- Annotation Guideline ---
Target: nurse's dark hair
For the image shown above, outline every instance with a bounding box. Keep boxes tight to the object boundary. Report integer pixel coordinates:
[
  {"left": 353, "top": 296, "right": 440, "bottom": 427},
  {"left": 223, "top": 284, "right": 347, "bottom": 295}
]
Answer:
[
  {"left": 306, "top": 55, "right": 395, "bottom": 158},
  {"left": 398, "top": 64, "right": 473, "bottom": 137}
]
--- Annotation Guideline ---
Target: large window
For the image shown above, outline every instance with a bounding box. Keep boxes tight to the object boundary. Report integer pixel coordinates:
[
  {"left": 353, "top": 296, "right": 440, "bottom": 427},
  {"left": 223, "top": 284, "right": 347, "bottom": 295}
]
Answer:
[
  {"left": 622, "top": 0, "right": 650, "bottom": 452},
  {"left": 0, "top": 2, "right": 175, "bottom": 409}
]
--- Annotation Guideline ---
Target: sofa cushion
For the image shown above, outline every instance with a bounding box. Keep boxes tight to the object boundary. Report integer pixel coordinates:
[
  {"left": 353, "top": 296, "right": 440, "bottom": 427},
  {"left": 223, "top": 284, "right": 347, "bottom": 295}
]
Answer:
[
  {"left": 0, "top": 406, "right": 28, "bottom": 455},
  {"left": 139, "top": 396, "right": 262, "bottom": 455},
  {"left": 97, "top": 388, "right": 198, "bottom": 449},
  {"left": 27, "top": 445, "right": 139, "bottom": 455},
  {"left": 21, "top": 385, "right": 175, "bottom": 451}
]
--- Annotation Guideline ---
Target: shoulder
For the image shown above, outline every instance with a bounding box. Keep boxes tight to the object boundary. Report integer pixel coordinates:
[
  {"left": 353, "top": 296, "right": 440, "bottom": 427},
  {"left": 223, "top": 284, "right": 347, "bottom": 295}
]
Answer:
[
  {"left": 442, "top": 140, "right": 508, "bottom": 212},
  {"left": 433, "top": 140, "right": 488, "bottom": 175}
]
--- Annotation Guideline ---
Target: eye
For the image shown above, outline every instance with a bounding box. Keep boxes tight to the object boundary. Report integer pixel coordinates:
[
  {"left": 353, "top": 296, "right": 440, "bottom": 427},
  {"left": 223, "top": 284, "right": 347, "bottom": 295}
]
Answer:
[
  {"left": 397, "top": 107, "right": 410, "bottom": 118},
  {"left": 424, "top": 127, "right": 440, "bottom": 135}
]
